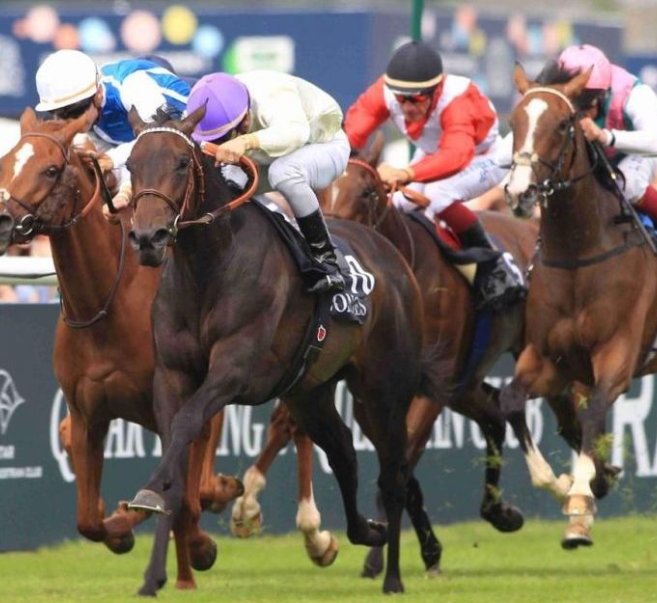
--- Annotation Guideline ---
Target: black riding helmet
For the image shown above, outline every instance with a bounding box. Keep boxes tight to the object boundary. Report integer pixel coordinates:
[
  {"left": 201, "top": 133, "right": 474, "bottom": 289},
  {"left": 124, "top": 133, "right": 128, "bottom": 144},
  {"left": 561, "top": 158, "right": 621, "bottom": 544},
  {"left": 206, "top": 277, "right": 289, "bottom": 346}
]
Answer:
[{"left": 384, "top": 41, "right": 443, "bottom": 95}]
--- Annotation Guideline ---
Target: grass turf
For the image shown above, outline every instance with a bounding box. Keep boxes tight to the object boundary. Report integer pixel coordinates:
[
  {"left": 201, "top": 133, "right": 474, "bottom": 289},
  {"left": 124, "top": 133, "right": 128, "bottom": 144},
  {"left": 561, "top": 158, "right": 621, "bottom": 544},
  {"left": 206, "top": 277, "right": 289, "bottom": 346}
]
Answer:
[{"left": 0, "top": 515, "right": 655, "bottom": 603}]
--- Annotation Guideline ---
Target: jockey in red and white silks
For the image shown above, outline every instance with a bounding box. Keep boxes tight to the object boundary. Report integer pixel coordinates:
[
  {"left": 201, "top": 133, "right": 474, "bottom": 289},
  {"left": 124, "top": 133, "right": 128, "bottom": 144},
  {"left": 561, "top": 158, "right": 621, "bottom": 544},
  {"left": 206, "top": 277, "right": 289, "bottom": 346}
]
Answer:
[{"left": 344, "top": 40, "right": 524, "bottom": 310}]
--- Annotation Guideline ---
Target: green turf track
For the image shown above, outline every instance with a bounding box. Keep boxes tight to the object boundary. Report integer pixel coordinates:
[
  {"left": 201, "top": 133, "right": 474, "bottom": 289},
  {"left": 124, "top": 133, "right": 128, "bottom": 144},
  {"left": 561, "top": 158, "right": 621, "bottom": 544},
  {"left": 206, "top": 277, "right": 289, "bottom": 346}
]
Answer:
[{"left": 1, "top": 515, "right": 655, "bottom": 603}]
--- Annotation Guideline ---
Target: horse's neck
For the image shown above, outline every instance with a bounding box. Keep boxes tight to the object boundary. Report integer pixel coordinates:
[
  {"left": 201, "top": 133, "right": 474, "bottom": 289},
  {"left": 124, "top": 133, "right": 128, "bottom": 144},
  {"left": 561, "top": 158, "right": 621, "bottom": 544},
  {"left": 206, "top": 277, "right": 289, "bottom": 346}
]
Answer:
[
  {"left": 539, "top": 160, "right": 621, "bottom": 260},
  {"left": 50, "top": 167, "right": 132, "bottom": 319},
  {"left": 375, "top": 196, "right": 415, "bottom": 262}
]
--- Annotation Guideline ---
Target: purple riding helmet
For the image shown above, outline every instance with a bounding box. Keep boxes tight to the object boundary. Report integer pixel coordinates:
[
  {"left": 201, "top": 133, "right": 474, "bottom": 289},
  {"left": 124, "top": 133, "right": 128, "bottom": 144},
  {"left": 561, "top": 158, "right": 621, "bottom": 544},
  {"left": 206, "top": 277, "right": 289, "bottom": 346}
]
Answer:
[{"left": 186, "top": 73, "right": 250, "bottom": 143}]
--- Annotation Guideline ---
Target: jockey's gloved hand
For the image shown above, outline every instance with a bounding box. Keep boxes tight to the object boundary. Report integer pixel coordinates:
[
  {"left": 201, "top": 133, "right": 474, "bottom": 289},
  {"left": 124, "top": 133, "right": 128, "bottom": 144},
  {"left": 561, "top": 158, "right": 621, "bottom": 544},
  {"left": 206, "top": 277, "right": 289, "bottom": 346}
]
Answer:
[
  {"left": 377, "top": 163, "right": 413, "bottom": 187},
  {"left": 102, "top": 182, "right": 132, "bottom": 224}
]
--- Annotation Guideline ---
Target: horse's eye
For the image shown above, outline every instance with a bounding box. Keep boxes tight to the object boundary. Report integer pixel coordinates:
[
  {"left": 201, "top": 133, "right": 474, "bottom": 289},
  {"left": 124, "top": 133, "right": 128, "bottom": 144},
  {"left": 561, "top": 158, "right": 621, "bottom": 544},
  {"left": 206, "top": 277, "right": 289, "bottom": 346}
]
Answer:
[
  {"left": 176, "top": 156, "right": 190, "bottom": 171},
  {"left": 558, "top": 119, "right": 571, "bottom": 135},
  {"left": 44, "top": 165, "right": 60, "bottom": 179},
  {"left": 125, "top": 160, "right": 133, "bottom": 174},
  {"left": 363, "top": 186, "right": 376, "bottom": 198}
]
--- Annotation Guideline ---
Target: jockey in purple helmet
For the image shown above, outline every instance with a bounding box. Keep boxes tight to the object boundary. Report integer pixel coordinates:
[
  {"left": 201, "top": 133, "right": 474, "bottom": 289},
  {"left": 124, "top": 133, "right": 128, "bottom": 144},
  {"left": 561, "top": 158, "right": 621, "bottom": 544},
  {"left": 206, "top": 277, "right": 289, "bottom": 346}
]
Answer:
[
  {"left": 186, "top": 71, "right": 349, "bottom": 294},
  {"left": 558, "top": 44, "right": 657, "bottom": 223}
]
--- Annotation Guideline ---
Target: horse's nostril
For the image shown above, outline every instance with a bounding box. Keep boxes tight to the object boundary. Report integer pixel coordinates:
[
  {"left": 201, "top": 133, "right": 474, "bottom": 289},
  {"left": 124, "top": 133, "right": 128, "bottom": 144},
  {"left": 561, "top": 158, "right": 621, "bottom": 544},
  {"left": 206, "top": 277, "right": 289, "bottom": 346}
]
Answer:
[{"left": 152, "top": 229, "right": 171, "bottom": 247}]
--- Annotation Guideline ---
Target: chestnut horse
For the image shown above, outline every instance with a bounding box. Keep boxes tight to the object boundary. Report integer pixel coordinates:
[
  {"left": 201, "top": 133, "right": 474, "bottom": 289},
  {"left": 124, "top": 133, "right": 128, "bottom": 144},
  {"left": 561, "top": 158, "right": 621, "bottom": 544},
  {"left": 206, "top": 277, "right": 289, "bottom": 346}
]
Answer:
[
  {"left": 124, "top": 107, "right": 446, "bottom": 595},
  {"left": 0, "top": 108, "right": 243, "bottom": 592},
  {"left": 502, "top": 64, "right": 657, "bottom": 548}
]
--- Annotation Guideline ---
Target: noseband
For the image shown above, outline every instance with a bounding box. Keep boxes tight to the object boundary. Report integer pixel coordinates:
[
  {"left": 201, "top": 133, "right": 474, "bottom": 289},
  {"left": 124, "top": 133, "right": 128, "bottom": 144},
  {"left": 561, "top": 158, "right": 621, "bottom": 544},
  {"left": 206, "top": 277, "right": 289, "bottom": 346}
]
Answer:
[
  {"left": 508, "top": 87, "right": 597, "bottom": 207},
  {"left": 0, "top": 132, "right": 103, "bottom": 237},
  {"left": 131, "top": 128, "right": 258, "bottom": 241}
]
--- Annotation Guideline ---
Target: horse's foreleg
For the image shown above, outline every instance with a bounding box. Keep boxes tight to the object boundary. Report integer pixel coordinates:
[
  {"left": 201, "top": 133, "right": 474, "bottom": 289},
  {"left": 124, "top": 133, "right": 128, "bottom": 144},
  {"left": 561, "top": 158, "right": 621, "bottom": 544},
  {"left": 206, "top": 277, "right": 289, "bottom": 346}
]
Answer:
[
  {"left": 294, "top": 430, "right": 339, "bottom": 567},
  {"left": 231, "top": 400, "right": 295, "bottom": 537},
  {"left": 66, "top": 411, "right": 123, "bottom": 548},
  {"left": 185, "top": 429, "right": 218, "bottom": 575},
  {"left": 502, "top": 379, "right": 573, "bottom": 501},
  {"left": 199, "top": 410, "right": 243, "bottom": 514}
]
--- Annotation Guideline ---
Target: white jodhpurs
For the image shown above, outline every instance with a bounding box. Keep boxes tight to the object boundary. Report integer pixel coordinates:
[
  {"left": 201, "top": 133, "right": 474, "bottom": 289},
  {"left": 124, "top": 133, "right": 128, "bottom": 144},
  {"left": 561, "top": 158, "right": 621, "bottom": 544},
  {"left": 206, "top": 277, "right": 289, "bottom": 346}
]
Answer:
[
  {"left": 617, "top": 154, "right": 657, "bottom": 203},
  {"left": 259, "top": 130, "right": 350, "bottom": 218},
  {"left": 392, "top": 146, "right": 507, "bottom": 220}
]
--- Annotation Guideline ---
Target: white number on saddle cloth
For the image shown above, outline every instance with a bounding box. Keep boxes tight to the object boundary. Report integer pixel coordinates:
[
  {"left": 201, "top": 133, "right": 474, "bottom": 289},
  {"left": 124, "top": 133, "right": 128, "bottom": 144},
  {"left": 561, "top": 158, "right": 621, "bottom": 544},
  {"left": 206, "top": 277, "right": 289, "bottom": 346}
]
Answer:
[
  {"left": 501, "top": 251, "right": 525, "bottom": 286},
  {"left": 329, "top": 254, "right": 375, "bottom": 323}
]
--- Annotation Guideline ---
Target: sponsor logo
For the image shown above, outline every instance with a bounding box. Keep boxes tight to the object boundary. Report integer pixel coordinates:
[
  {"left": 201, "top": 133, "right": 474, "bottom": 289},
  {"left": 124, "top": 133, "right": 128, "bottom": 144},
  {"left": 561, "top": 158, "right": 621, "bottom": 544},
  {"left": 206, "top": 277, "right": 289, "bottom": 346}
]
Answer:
[{"left": 0, "top": 369, "right": 25, "bottom": 435}]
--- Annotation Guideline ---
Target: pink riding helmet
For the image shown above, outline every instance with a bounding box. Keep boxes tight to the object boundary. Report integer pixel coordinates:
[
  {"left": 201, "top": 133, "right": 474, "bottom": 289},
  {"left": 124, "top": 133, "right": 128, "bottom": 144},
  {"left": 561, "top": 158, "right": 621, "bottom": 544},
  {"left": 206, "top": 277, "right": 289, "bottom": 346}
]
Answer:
[
  {"left": 558, "top": 44, "right": 612, "bottom": 90},
  {"left": 186, "top": 73, "right": 250, "bottom": 143}
]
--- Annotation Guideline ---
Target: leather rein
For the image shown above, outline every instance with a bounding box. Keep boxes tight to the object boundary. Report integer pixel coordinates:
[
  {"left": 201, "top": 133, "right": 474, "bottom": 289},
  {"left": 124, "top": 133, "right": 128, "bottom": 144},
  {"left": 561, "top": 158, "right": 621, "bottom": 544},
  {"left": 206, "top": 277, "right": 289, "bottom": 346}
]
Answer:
[
  {"left": 0, "top": 131, "right": 127, "bottom": 328},
  {"left": 345, "top": 158, "right": 431, "bottom": 270},
  {"left": 131, "top": 128, "right": 259, "bottom": 241}
]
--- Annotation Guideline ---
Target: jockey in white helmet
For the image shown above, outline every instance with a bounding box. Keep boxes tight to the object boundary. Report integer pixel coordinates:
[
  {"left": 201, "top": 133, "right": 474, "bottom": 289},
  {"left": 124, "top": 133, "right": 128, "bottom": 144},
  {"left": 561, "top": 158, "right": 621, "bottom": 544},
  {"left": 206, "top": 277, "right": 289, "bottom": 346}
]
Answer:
[{"left": 35, "top": 49, "right": 190, "bottom": 211}]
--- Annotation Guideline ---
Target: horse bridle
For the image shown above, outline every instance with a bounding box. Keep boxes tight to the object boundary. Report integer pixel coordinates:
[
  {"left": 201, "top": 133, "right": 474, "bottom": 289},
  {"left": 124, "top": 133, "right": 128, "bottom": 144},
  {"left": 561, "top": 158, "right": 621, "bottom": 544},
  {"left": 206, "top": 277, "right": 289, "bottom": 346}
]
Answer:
[
  {"left": 507, "top": 87, "right": 598, "bottom": 206},
  {"left": 0, "top": 132, "right": 104, "bottom": 237},
  {"left": 131, "top": 127, "right": 258, "bottom": 242}
]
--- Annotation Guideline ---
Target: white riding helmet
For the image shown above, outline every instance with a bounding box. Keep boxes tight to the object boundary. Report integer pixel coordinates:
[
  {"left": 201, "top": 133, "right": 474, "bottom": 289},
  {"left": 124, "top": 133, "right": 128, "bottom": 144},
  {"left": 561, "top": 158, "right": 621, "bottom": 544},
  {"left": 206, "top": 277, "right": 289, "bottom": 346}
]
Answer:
[{"left": 35, "top": 49, "right": 99, "bottom": 112}]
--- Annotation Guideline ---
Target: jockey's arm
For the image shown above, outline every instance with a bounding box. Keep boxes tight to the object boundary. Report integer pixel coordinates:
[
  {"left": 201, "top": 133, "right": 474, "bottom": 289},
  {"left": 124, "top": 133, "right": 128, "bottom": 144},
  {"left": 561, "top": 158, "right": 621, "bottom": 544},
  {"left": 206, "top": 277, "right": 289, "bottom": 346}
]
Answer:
[
  {"left": 344, "top": 77, "right": 391, "bottom": 151},
  {"left": 612, "top": 84, "right": 657, "bottom": 156}
]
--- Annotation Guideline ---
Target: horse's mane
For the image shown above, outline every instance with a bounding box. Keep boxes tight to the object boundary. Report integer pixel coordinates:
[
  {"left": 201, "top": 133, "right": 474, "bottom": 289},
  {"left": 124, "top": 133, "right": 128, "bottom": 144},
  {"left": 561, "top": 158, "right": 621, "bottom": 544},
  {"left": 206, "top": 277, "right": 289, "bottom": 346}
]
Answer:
[{"left": 535, "top": 60, "right": 623, "bottom": 195}]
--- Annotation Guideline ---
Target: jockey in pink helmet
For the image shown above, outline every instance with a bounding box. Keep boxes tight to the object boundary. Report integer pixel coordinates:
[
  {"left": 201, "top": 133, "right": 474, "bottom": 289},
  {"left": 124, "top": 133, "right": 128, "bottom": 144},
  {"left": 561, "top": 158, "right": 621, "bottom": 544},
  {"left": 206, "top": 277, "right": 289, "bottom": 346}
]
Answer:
[
  {"left": 558, "top": 44, "right": 657, "bottom": 224},
  {"left": 186, "top": 71, "right": 349, "bottom": 294}
]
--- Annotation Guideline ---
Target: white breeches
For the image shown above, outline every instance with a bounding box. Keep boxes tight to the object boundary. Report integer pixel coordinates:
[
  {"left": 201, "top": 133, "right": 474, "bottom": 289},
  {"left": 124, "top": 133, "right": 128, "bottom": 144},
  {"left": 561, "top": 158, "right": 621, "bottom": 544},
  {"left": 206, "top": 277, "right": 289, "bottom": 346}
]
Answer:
[{"left": 617, "top": 154, "right": 657, "bottom": 203}]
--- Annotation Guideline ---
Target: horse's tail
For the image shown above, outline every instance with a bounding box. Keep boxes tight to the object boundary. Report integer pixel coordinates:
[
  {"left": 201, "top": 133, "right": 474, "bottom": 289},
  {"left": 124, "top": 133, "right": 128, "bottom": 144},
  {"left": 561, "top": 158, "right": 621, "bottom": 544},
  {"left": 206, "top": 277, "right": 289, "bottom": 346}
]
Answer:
[{"left": 417, "top": 342, "right": 454, "bottom": 406}]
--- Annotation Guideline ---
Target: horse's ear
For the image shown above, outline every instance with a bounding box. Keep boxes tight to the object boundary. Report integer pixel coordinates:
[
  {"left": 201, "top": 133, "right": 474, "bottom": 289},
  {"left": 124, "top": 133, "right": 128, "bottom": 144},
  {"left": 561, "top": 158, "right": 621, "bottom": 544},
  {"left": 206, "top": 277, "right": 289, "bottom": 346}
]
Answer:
[
  {"left": 59, "top": 105, "right": 97, "bottom": 144},
  {"left": 365, "top": 131, "right": 385, "bottom": 167},
  {"left": 513, "top": 63, "right": 534, "bottom": 95},
  {"left": 563, "top": 66, "right": 594, "bottom": 100},
  {"left": 128, "top": 106, "right": 147, "bottom": 135},
  {"left": 20, "top": 107, "right": 39, "bottom": 133},
  {"left": 179, "top": 103, "right": 207, "bottom": 136}
]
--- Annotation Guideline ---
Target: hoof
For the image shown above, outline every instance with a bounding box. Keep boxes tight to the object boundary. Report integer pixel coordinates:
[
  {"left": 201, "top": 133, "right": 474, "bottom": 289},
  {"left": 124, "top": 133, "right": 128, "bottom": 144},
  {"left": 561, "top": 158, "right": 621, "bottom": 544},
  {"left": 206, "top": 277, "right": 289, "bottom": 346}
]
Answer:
[
  {"left": 383, "top": 577, "right": 404, "bottom": 594},
  {"left": 361, "top": 547, "right": 383, "bottom": 579},
  {"left": 129, "top": 490, "right": 169, "bottom": 515},
  {"left": 105, "top": 531, "right": 135, "bottom": 555},
  {"left": 137, "top": 576, "right": 166, "bottom": 597},
  {"left": 309, "top": 534, "right": 339, "bottom": 568},
  {"left": 561, "top": 529, "right": 594, "bottom": 550},
  {"left": 481, "top": 502, "right": 524, "bottom": 533},
  {"left": 425, "top": 564, "right": 442, "bottom": 579},
  {"left": 562, "top": 494, "right": 596, "bottom": 517},
  {"left": 230, "top": 512, "right": 263, "bottom": 538},
  {"left": 349, "top": 518, "right": 387, "bottom": 548},
  {"left": 175, "top": 579, "right": 197, "bottom": 591},
  {"left": 190, "top": 538, "right": 218, "bottom": 571}
]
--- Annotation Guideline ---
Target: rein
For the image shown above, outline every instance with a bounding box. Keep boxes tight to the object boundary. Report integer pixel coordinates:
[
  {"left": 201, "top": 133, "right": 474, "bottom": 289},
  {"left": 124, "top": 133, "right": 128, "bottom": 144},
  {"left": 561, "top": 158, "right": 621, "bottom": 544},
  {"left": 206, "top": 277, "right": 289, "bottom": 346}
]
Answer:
[
  {"left": 131, "top": 129, "right": 259, "bottom": 239},
  {"left": 4, "top": 133, "right": 104, "bottom": 237},
  {"left": 60, "top": 218, "right": 129, "bottom": 328},
  {"left": 346, "top": 158, "right": 418, "bottom": 268}
]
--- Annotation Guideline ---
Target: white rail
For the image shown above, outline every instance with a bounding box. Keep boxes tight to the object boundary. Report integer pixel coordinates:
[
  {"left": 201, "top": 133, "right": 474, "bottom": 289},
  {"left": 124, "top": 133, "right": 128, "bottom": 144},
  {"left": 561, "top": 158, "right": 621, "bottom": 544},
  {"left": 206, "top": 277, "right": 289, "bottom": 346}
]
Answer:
[{"left": 0, "top": 257, "right": 58, "bottom": 285}]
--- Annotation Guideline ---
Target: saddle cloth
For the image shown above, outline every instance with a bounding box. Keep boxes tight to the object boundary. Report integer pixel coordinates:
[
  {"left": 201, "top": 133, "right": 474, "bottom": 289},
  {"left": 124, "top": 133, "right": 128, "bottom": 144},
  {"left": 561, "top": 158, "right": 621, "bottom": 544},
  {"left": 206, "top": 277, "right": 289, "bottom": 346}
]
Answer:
[{"left": 252, "top": 197, "right": 374, "bottom": 325}]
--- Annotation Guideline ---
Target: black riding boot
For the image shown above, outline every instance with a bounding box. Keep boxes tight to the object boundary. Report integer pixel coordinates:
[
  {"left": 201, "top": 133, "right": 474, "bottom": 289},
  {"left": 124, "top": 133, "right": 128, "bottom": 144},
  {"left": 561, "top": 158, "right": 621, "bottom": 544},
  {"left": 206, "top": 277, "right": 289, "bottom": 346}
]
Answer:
[
  {"left": 458, "top": 221, "right": 527, "bottom": 310},
  {"left": 296, "top": 210, "right": 346, "bottom": 294}
]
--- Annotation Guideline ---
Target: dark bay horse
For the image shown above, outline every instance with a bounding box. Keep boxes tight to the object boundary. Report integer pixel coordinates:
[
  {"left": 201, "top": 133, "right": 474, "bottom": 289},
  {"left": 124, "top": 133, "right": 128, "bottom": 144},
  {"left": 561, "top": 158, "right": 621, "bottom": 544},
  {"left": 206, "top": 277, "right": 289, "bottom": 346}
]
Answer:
[
  {"left": 502, "top": 64, "right": 657, "bottom": 547},
  {"left": 0, "top": 108, "right": 243, "bottom": 591},
  {"left": 230, "top": 136, "right": 542, "bottom": 578},
  {"left": 124, "top": 107, "right": 445, "bottom": 595}
]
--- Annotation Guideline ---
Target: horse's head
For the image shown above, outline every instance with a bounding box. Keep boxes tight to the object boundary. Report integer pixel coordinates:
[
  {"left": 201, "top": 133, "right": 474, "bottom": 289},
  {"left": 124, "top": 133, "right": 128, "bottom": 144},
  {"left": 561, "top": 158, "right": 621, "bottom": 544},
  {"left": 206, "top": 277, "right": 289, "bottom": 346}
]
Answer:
[
  {"left": 0, "top": 107, "right": 94, "bottom": 252},
  {"left": 505, "top": 63, "right": 592, "bottom": 218},
  {"left": 324, "top": 132, "right": 388, "bottom": 226},
  {"left": 127, "top": 105, "right": 208, "bottom": 267}
]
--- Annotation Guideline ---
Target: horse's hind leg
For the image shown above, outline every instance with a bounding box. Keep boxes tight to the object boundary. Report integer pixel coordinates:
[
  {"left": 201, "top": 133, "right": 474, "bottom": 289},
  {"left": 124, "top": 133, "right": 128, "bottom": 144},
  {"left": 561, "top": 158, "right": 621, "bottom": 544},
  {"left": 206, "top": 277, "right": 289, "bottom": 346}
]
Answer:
[
  {"left": 285, "top": 383, "right": 387, "bottom": 549},
  {"left": 231, "top": 400, "right": 295, "bottom": 537},
  {"left": 293, "top": 428, "right": 339, "bottom": 567},
  {"left": 460, "top": 382, "right": 524, "bottom": 532}
]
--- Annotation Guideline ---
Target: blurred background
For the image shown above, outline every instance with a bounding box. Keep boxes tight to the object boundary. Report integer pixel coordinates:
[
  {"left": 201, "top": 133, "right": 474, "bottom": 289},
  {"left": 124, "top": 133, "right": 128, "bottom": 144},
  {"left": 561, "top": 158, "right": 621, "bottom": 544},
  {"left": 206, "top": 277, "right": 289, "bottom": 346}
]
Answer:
[{"left": 0, "top": 1, "right": 654, "bottom": 122}]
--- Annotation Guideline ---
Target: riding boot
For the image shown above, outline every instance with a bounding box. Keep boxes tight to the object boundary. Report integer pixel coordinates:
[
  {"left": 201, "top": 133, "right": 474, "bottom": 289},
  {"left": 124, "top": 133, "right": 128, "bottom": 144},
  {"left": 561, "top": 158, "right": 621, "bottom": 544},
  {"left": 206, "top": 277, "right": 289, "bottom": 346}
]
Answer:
[
  {"left": 296, "top": 210, "right": 346, "bottom": 294},
  {"left": 457, "top": 220, "right": 527, "bottom": 310}
]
